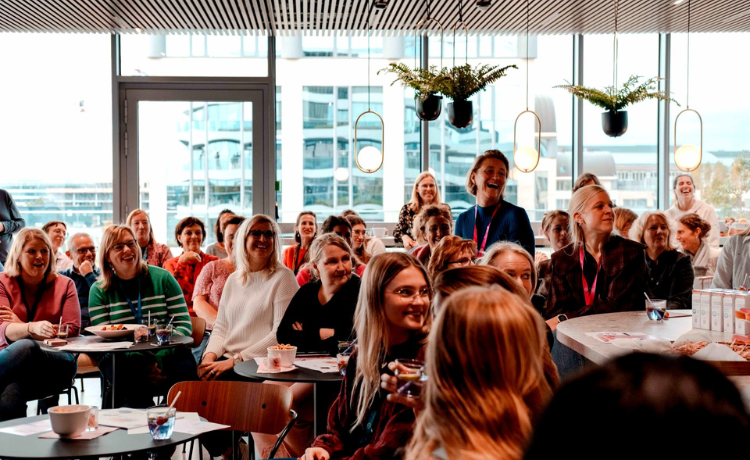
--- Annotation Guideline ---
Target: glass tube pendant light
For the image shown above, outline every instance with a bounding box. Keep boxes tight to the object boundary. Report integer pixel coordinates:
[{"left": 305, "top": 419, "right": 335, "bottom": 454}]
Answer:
[
  {"left": 513, "top": 0, "right": 541, "bottom": 173},
  {"left": 674, "top": 0, "right": 702, "bottom": 172},
  {"left": 354, "top": 1, "right": 385, "bottom": 174}
]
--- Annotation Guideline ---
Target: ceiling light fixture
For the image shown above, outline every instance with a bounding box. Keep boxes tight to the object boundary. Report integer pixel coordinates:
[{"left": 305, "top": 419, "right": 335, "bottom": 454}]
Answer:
[
  {"left": 513, "top": 0, "right": 541, "bottom": 173},
  {"left": 476, "top": 0, "right": 491, "bottom": 10},
  {"left": 674, "top": 0, "right": 703, "bottom": 172}
]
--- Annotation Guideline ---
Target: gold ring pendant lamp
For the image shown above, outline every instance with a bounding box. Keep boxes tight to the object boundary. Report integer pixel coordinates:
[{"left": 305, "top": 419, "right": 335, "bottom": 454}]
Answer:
[
  {"left": 674, "top": 0, "right": 702, "bottom": 172},
  {"left": 354, "top": 1, "right": 385, "bottom": 174},
  {"left": 513, "top": 0, "right": 541, "bottom": 173}
]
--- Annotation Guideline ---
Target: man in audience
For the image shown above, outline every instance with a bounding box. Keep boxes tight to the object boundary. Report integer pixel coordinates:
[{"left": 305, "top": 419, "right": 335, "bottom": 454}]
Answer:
[
  {"left": 0, "top": 188, "right": 25, "bottom": 270},
  {"left": 59, "top": 233, "right": 99, "bottom": 329}
]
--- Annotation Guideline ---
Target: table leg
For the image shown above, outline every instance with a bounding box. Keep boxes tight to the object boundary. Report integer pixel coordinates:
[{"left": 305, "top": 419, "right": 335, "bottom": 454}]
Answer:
[
  {"left": 112, "top": 353, "right": 116, "bottom": 409},
  {"left": 313, "top": 383, "right": 318, "bottom": 437}
]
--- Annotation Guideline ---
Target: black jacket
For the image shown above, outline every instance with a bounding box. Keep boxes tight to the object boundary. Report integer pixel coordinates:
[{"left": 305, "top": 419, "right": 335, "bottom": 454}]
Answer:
[{"left": 646, "top": 250, "right": 694, "bottom": 310}]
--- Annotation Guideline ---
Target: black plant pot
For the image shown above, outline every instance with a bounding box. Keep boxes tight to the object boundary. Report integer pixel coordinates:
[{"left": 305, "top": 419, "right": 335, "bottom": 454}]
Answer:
[
  {"left": 448, "top": 100, "right": 473, "bottom": 129},
  {"left": 415, "top": 95, "right": 443, "bottom": 121},
  {"left": 602, "top": 110, "right": 628, "bottom": 137}
]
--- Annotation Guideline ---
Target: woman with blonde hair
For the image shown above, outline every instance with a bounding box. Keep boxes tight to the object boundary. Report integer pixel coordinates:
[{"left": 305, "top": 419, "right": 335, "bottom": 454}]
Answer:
[
  {"left": 711, "top": 225, "right": 750, "bottom": 290},
  {"left": 411, "top": 204, "right": 453, "bottom": 266},
  {"left": 303, "top": 252, "right": 431, "bottom": 460},
  {"left": 394, "top": 172, "right": 444, "bottom": 251},
  {"left": 629, "top": 211, "right": 693, "bottom": 310},
  {"left": 126, "top": 209, "right": 173, "bottom": 267},
  {"left": 404, "top": 287, "right": 555, "bottom": 460},
  {"left": 427, "top": 236, "right": 476, "bottom": 281},
  {"left": 536, "top": 211, "right": 570, "bottom": 299},
  {"left": 614, "top": 207, "right": 638, "bottom": 239},
  {"left": 676, "top": 213, "right": 718, "bottom": 277}
]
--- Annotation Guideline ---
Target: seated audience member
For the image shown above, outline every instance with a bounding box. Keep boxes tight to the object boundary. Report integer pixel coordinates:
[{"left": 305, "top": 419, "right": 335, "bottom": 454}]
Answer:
[
  {"left": 613, "top": 207, "right": 637, "bottom": 239},
  {"left": 192, "top": 216, "right": 243, "bottom": 364},
  {"left": 296, "top": 216, "right": 365, "bottom": 286},
  {"left": 404, "top": 287, "right": 556, "bottom": 460},
  {"left": 480, "top": 241, "right": 546, "bottom": 314},
  {"left": 394, "top": 172, "right": 442, "bottom": 251},
  {"left": 0, "top": 228, "right": 80, "bottom": 420},
  {"left": 676, "top": 213, "right": 718, "bottom": 277},
  {"left": 282, "top": 211, "right": 317, "bottom": 275},
  {"left": 42, "top": 220, "right": 73, "bottom": 272},
  {"left": 59, "top": 233, "right": 99, "bottom": 329},
  {"left": 347, "top": 214, "right": 386, "bottom": 264},
  {"left": 571, "top": 172, "right": 601, "bottom": 193},
  {"left": 712, "top": 225, "right": 750, "bottom": 290},
  {"left": 629, "top": 211, "right": 693, "bottom": 310},
  {"left": 427, "top": 236, "right": 476, "bottom": 281},
  {"left": 164, "top": 217, "right": 219, "bottom": 317},
  {"left": 524, "top": 353, "right": 750, "bottom": 459},
  {"left": 455, "top": 150, "right": 535, "bottom": 257},
  {"left": 205, "top": 209, "right": 234, "bottom": 259},
  {"left": 127, "top": 209, "right": 173, "bottom": 268},
  {"left": 89, "top": 225, "right": 195, "bottom": 408},
  {"left": 411, "top": 204, "right": 453, "bottom": 266},
  {"left": 665, "top": 174, "right": 720, "bottom": 248},
  {"left": 0, "top": 188, "right": 25, "bottom": 270},
  {"left": 536, "top": 211, "right": 571, "bottom": 299},
  {"left": 198, "top": 215, "right": 298, "bottom": 380},
  {"left": 278, "top": 234, "right": 360, "bottom": 355},
  {"left": 302, "top": 253, "right": 431, "bottom": 460}
]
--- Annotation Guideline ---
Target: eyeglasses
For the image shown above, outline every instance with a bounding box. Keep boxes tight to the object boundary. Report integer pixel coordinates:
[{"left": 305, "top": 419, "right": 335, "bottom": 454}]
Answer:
[
  {"left": 389, "top": 288, "right": 432, "bottom": 303},
  {"left": 112, "top": 240, "right": 138, "bottom": 252},
  {"left": 75, "top": 247, "right": 96, "bottom": 255},
  {"left": 248, "top": 230, "right": 275, "bottom": 239},
  {"left": 445, "top": 257, "right": 475, "bottom": 267}
]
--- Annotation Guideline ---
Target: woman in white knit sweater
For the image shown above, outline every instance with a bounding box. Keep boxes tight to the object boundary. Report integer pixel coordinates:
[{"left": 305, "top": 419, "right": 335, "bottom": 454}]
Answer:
[{"left": 198, "top": 214, "right": 298, "bottom": 381}]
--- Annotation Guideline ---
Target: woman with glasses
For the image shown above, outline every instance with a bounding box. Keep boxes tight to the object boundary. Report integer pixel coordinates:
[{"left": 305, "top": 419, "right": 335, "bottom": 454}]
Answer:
[
  {"left": 302, "top": 252, "right": 431, "bottom": 460},
  {"left": 198, "top": 215, "right": 298, "bottom": 380},
  {"left": 126, "top": 209, "right": 174, "bottom": 268},
  {"left": 427, "top": 236, "right": 477, "bottom": 281},
  {"left": 88, "top": 225, "right": 195, "bottom": 408},
  {"left": 346, "top": 214, "right": 386, "bottom": 264}
]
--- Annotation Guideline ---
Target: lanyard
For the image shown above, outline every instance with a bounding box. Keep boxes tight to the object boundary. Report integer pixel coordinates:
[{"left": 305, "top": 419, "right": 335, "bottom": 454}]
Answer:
[
  {"left": 17, "top": 271, "right": 50, "bottom": 322},
  {"left": 579, "top": 247, "right": 602, "bottom": 306},
  {"left": 473, "top": 203, "right": 501, "bottom": 255},
  {"left": 118, "top": 277, "right": 143, "bottom": 324}
]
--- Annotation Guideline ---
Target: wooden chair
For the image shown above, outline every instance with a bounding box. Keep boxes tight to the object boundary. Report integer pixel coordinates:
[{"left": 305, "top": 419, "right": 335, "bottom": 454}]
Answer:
[
  {"left": 167, "top": 381, "right": 297, "bottom": 460},
  {"left": 190, "top": 317, "right": 206, "bottom": 349}
]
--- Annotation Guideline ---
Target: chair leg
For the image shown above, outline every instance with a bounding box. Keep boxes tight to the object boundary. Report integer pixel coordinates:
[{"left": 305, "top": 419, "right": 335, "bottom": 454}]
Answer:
[
  {"left": 80, "top": 377, "right": 85, "bottom": 393},
  {"left": 71, "top": 386, "right": 79, "bottom": 405},
  {"left": 187, "top": 440, "right": 193, "bottom": 459}
]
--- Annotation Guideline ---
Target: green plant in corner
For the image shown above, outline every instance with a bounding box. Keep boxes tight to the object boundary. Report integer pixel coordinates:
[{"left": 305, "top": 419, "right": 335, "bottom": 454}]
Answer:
[
  {"left": 554, "top": 75, "right": 679, "bottom": 112},
  {"left": 435, "top": 63, "right": 518, "bottom": 101},
  {"left": 378, "top": 63, "right": 443, "bottom": 101}
]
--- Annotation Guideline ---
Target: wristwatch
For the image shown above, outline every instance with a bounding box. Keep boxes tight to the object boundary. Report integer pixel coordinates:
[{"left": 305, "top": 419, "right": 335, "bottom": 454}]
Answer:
[
  {"left": 233, "top": 353, "right": 244, "bottom": 366},
  {"left": 557, "top": 314, "right": 568, "bottom": 323}
]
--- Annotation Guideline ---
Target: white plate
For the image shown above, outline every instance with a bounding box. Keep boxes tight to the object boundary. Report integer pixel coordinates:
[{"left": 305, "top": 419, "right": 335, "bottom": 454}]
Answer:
[{"left": 85, "top": 324, "right": 139, "bottom": 340}]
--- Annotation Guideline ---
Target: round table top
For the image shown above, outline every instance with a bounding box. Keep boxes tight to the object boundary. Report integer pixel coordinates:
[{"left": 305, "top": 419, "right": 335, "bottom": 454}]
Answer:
[
  {"left": 41, "top": 334, "right": 193, "bottom": 353},
  {"left": 0, "top": 414, "right": 202, "bottom": 459},
  {"left": 234, "top": 359, "right": 344, "bottom": 383}
]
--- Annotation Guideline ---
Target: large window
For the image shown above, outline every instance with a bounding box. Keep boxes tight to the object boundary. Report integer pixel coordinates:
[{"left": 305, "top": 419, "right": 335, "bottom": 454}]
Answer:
[
  {"left": 0, "top": 34, "right": 113, "bottom": 241},
  {"left": 669, "top": 33, "right": 750, "bottom": 221}
]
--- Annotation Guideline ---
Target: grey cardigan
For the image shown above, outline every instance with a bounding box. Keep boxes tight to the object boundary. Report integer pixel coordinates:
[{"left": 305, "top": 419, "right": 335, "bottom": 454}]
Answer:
[{"left": 711, "top": 233, "right": 750, "bottom": 289}]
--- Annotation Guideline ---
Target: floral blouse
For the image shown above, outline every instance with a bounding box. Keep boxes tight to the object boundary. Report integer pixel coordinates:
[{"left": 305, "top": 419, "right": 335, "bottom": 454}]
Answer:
[
  {"left": 192, "top": 259, "right": 235, "bottom": 329},
  {"left": 393, "top": 204, "right": 416, "bottom": 243},
  {"left": 164, "top": 251, "right": 219, "bottom": 316},
  {"left": 142, "top": 242, "right": 174, "bottom": 268}
]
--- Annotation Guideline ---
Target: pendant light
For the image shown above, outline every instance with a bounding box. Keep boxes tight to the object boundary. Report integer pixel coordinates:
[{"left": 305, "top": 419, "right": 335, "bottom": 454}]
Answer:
[
  {"left": 512, "top": 0, "right": 541, "bottom": 173},
  {"left": 674, "top": 0, "right": 702, "bottom": 172},
  {"left": 354, "top": 1, "right": 385, "bottom": 174}
]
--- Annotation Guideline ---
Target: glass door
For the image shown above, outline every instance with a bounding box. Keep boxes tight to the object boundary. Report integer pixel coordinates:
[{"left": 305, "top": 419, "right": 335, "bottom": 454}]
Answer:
[{"left": 123, "top": 89, "right": 269, "bottom": 248}]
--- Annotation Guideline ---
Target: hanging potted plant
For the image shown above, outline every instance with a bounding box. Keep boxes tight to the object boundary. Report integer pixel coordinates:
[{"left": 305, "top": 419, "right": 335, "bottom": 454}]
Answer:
[
  {"left": 435, "top": 63, "right": 518, "bottom": 129},
  {"left": 379, "top": 63, "right": 443, "bottom": 121},
  {"left": 555, "top": 75, "right": 679, "bottom": 137}
]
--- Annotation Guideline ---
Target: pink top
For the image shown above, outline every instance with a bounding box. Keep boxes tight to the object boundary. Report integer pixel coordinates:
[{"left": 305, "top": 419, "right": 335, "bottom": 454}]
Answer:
[
  {"left": 192, "top": 259, "right": 235, "bottom": 316},
  {"left": 0, "top": 273, "right": 81, "bottom": 350}
]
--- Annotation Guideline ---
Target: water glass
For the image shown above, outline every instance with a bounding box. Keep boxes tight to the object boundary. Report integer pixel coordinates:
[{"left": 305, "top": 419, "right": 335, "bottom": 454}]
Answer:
[
  {"left": 337, "top": 352, "right": 351, "bottom": 376},
  {"left": 646, "top": 299, "right": 668, "bottom": 321},
  {"left": 156, "top": 324, "right": 173, "bottom": 345},
  {"left": 148, "top": 319, "right": 159, "bottom": 339},
  {"left": 394, "top": 359, "right": 425, "bottom": 398},
  {"left": 86, "top": 406, "right": 99, "bottom": 431},
  {"left": 134, "top": 325, "right": 149, "bottom": 343},
  {"left": 147, "top": 407, "right": 176, "bottom": 440},
  {"left": 55, "top": 324, "right": 69, "bottom": 340}
]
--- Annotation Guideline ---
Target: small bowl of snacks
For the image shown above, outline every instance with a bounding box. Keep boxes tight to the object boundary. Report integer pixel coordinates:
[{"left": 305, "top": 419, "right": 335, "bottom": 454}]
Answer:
[
  {"left": 85, "top": 324, "right": 138, "bottom": 340},
  {"left": 268, "top": 344, "right": 298, "bottom": 367}
]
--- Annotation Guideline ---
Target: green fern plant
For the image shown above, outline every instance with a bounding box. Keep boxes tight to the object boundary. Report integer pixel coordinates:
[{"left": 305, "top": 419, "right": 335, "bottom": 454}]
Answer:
[
  {"left": 378, "top": 63, "right": 442, "bottom": 101},
  {"left": 554, "top": 75, "right": 679, "bottom": 112},
  {"left": 435, "top": 63, "right": 518, "bottom": 101}
]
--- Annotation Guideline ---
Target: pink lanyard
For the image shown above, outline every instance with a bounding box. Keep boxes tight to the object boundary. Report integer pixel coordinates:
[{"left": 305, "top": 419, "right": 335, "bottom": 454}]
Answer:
[
  {"left": 473, "top": 204, "right": 501, "bottom": 255},
  {"left": 580, "top": 247, "right": 602, "bottom": 306}
]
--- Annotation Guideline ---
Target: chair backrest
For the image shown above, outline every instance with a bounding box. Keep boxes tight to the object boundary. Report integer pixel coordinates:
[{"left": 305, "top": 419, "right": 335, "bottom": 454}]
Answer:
[
  {"left": 167, "top": 381, "right": 292, "bottom": 435},
  {"left": 189, "top": 317, "right": 206, "bottom": 349}
]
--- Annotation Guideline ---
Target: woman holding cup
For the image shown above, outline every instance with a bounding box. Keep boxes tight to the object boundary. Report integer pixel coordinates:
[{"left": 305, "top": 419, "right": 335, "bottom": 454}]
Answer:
[{"left": 302, "top": 253, "right": 431, "bottom": 460}]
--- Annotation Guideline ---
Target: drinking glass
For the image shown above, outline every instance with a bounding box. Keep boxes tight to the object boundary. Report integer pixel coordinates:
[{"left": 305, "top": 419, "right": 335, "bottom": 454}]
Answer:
[
  {"left": 646, "top": 299, "right": 667, "bottom": 321},
  {"left": 86, "top": 406, "right": 99, "bottom": 431},
  {"left": 134, "top": 325, "right": 149, "bottom": 343},
  {"left": 148, "top": 319, "right": 159, "bottom": 339},
  {"left": 55, "top": 324, "right": 69, "bottom": 339},
  {"left": 337, "top": 341, "right": 353, "bottom": 354},
  {"left": 394, "top": 359, "right": 425, "bottom": 398},
  {"left": 337, "top": 352, "right": 351, "bottom": 376},
  {"left": 147, "top": 407, "right": 176, "bottom": 440},
  {"left": 156, "top": 324, "right": 173, "bottom": 345}
]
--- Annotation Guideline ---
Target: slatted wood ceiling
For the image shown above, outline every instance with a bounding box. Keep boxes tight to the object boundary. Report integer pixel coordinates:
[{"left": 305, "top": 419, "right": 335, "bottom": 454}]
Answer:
[{"left": 0, "top": 0, "right": 749, "bottom": 35}]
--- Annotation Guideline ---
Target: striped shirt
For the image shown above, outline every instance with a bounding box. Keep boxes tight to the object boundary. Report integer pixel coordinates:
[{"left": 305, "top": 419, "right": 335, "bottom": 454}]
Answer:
[{"left": 89, "top": 266, "right": 193, "bottom": 337}]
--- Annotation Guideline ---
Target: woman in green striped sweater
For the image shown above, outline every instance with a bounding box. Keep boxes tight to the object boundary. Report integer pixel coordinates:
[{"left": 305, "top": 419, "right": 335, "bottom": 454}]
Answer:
[{"left": 89, "top": 225, "right": 196, "bottom": 408}]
